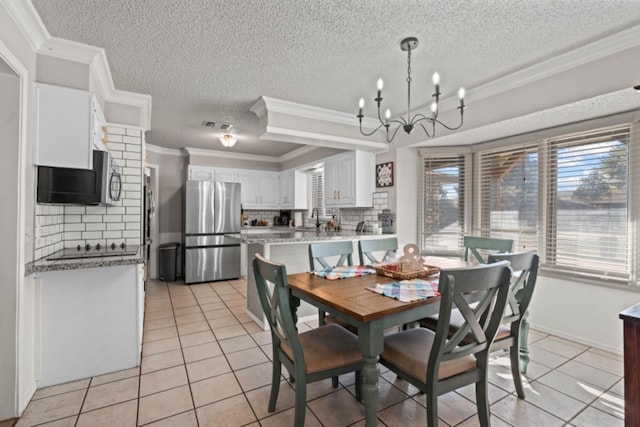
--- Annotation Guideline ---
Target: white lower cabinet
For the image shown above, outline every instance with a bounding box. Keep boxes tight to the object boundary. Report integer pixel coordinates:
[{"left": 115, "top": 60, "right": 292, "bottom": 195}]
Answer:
[{"left": 37, "top": 264, "right": 144, "bottom": 387}]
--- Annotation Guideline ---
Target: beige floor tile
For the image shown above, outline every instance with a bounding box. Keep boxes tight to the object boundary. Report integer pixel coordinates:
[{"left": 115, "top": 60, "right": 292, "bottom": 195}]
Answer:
[
  {"left": 537, "top": 370, "right": 605, "bottom": 404},
  {"left": 141, "top": 349, "right": 184, "bottom": 374},
  {"left": 16, "top": 390, "right": 85, "bottom": 426},
  {"left": 235, "top": 362, "right": 275, "bottom": 391},
  {"left": 574, "top": 350, "right": 625, "bottom": 377},
  {"left": 219, "top": 334, "right": 257, "bottom": 354},
  {"left": 195, "top": 296, "right": 222, "bottom": 305},
  {"left": 260, "top": 407, "right": 323, "bottom": 427},
  {"left": 91, "top": 367, "right": 140, "bottom": 387},
  {"left": 142, "top": 336, "right": 181, "bottom": 356},
  {"left": 307, "top": 388, "right": 366, "bottom": 426},
  {"left": 456, "top": 414, "right": 513, "bottom": 427},
  {"left": 557, "top": 360, "right": 621, "bottom": 390},
  {"left": 242, "top": 321, "right": 264, "bottom": 333},
  {"left": 191, "top": 372, "right": 243, "bottom": 407},
  {"left": 487, "top": 364, "right": 517, "bottom": 393},
  {"left": 226, "top": 347, "right": 269, "bottom": 371},
  {"left": 144, "top": 317, "right": 176, "bottom": 331},
  {"left": 208, "top": 316, "right": 240, "bottom": 329},
  {"left": 245, "top": 381, "right": 296, "bottom": 419},
  {"left": 182, "top": 341, "right": 223, "bottom": 363},
  {"left": 186, "top": 355, "right": 231, "bottom": 382},
  {"left": 521, "top": 382, "right": 587, "bottom": 421},
  {"left": 378, "top": 398, "right": 431, "bottom": 427},
  {"left": 570, "top": 406, "right": 624, "bottom": 427},
  {"left": 76, "top": 399, "right": 137, "bottom": 427},
  {"left": 176, "top": 320, "right": 210, "bottom": 336},
  {"left": 145, "top": 298, "right": 172, "bottom": 313},
  {"left": 204, "top": 308, "right": 233, "bottom": 320},
  {"left": 32, "top": 378, "right": 90, "bottom": 400},
  {"left": 534, "top": 335, "right": 587, "bottom": 359},
  {"left": 144, "top": 310, "right": 175, "bottom": 322},
  {"left": 251, "top": 330, "right": 272, "bottom": 345},
  {"left": 82, "top": 377, "right": 138, "bottom": 412},
  {"left": 179, "top": 330, "right": 215, "bottom": 348},
  {"left": 172, "top": 305, "right": 202, "bottom": 317},
  {"left": 200, "top": 301, "right": 226, "bottom": 312},
  {"left": 491, "top": 394, "right": 565, "bottom": 427},
  {"left": 174, "top": 312, "right": 206, "bottom": 326},
  {"left": 143, "top": 410, "right": 198, "bottom": 426},
  {"left": 195, "top": 394, "right": 257, "bottom": 427},
  {"left": 137, "top": 385, "right": 194, "bottom": 425},
  {"left": 527, "top": 345, "right": 570, "bottom": 369},
  {"left": 212, "top": 324, "right": 247, "bottom": 340},
  {"left": 380, "top": 372, "right": 420, "bottom": 397},
  {"left": 296, "top": 377, "right": 339, "bottom": 401},
  {"left": 609, "top": 379, "right": 624, "bottom": 397},
  {"left": 455, "top": 382, "right": 510, "bottom": 405},
  {"left": 19, "top": 416, "right": 77, "bottom": 427},
  {"left": 140, "top": 365, "right": 188, "bottom": 397},
  {"left": 143, "top": 325, "right": 178, "bottom": 343},
  {"left": 413, "top": 390, "right": 479, "bottom": 426}
]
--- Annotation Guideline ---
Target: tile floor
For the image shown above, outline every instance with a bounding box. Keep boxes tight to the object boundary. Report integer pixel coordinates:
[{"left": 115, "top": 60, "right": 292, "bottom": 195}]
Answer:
[{"left": 14, "top": 278, "right": 625, "bottom": 426}]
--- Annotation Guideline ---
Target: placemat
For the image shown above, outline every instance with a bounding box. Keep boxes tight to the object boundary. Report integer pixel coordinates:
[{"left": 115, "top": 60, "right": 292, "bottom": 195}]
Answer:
[
  {"left": 367, "top": 279, "right": 440, "bottom": 303},
  {"left": 312, "top": 265, "right": 377, "bottom": 280}
]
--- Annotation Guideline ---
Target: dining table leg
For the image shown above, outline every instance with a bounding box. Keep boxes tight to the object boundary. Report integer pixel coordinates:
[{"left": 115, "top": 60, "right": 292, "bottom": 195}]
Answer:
[
  {"left": 519, "top": 312, "right": 531, "bottom": 374},
  {"left": 358, "top": 321, "right": 384, "bottom": 427}
]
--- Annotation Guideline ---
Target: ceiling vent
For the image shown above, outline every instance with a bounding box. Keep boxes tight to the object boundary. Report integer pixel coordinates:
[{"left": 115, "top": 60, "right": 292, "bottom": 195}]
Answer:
[
  {"left": 201, "top": 121, "right": 216, "bottom": 128},
  {"left": 220, "top": 124, "right": 233, "bottom": 131}
]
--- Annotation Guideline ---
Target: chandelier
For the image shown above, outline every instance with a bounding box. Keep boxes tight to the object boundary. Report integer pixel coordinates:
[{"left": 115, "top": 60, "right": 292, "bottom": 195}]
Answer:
[{"left": 357, "top": 36, "right": 466, "bottom": 143}]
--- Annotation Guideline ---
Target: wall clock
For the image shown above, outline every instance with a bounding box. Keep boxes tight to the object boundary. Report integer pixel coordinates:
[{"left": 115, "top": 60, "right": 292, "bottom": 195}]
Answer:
[{"left": 376, "top": 161, "right": 394, "bottom": 187}]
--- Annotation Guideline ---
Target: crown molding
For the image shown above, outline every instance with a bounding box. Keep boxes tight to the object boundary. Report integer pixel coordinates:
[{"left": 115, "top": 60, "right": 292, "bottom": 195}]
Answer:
[
  {"left": 261, "top": 125, "right": 389, "bottom": 153},
  {"left": 146, "top": 143, "right": 185, "bottom": 157},
  {"left": 1, "top": 0, "right": 49, "bottom": 51},
  {"left": 184, "top": 147, "right": 280, "bottom": 163}
]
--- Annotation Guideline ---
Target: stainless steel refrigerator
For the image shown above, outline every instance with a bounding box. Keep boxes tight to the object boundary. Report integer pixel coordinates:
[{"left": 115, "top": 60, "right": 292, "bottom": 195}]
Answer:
[{"left": 184, "top": 181, "right": 241, "bottom": 284}]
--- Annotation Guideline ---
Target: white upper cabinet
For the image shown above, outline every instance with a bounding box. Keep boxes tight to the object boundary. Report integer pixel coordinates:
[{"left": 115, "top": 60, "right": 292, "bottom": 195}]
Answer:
[
  {"left": 35, "top": 83, "right": 105, "bottom": 169},
  {"left": 188, "top": 165, "right": 239, "bottom": 182},
  {"left": 325, "top": 150, "right": 375, "bottom": 208},
  {"left": 240, "top": 170, "right": 278, "bottom": 209},
  {"left": 279, "top": 170, "right": 308, "bottom": 209}
]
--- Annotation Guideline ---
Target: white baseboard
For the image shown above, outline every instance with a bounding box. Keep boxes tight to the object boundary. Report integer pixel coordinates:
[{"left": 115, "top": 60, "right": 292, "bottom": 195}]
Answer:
[{"left": 529, "top": 322, "right": 622, "bottom": 356}]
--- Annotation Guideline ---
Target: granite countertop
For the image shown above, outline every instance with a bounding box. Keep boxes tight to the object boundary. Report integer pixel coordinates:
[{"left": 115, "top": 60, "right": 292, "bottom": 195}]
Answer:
[
  {"left": 26, "top": 246, "right": 145, "bottom": 276},
  {"left": 231, "top": 229, "right": 395, "bottom": 244}
]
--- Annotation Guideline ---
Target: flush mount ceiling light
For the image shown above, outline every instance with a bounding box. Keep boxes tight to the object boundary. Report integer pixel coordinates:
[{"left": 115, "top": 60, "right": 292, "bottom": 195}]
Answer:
[
  {"left": 357, "top": 36, "right": 466, "bottom": 143},
  {"left": 219, "top": 134, "right": 237, "bottom": 147}
]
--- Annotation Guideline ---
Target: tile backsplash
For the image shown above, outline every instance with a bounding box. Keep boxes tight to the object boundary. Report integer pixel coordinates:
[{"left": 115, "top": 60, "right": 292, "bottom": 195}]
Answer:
[{"left": 34, "top": 125, "right": 144, "bottom": 260}]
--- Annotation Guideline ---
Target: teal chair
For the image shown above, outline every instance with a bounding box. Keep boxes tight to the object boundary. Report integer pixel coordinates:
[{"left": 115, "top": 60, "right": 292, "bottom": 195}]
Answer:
[
  {"left": 419, "top": 250, "right": 540, "bottom": 399},
  {"left": 253, "top": 254, "right": 363, "bottom": 426},
  {"left": 358, "top": 237, "right": 398, "bottom": 265},
  {"left": 463, "top": 236, "right": 514, "bottom": 263},
  {"left": 381, "top": 261, "right": 512, "bottom": 427},
  {"left": 308, "top": 240, "right": 354, "bottom": 270}
]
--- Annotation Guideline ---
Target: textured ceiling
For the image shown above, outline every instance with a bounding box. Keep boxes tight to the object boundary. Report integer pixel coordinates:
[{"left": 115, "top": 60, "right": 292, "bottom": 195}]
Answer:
[{"left": 31, "top": 0, "right": 640, "bottom": 156}]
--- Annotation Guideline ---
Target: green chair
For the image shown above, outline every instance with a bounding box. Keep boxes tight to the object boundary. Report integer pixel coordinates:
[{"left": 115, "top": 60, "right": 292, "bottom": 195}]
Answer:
[
  {"left": 381, "top": 261, "right": 512, "bottom": 427},
  {"left": 419, "top": 250, "right": 539, "bottom": 399},
  {"left": 253, "top": 253, "right": 363, "bottom": 426},
  {"left": 464, "top": 236, "right": 514, "bottom": 264},
  {"left": 308, "top": 240, "right": 354, "bottom": 270},
  {"left": 358, "top": 237, "right": 398, "bottom": 265}
]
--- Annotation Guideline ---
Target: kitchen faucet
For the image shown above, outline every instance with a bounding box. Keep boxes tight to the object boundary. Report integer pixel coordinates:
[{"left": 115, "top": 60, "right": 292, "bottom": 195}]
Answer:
[{"left": 311, "top": 208, "right": 321, "bottom": 229}]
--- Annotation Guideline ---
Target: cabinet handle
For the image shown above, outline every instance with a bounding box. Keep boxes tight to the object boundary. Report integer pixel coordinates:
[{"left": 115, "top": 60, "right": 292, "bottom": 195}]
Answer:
[
  {"left": 337, "top": 190, "right": 341, "bottom": 200},
  {"left": 334, "top": 190, "right": 337, "bottom": 200}
]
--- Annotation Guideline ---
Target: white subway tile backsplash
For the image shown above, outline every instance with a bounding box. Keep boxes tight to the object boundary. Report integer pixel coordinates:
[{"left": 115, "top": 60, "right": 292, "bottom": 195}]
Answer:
[
  {"left": 81, "top": 215, "right": 103, "bottom": 223},
  {"left": 123, "top": 135, "right": 141, "bottom": 145},
  {"left": 122, "top": 183, "right": 139, "bottom": 192},
  {"left": 123, "top": 230, "right": 140, "bottom": 238},
  {"left": 122, "top": 167, "right": 140, "bottom": 176},
  {"left": 85, "top": 206, "right": 107, "bottom": 215},
  {"left": 82, "top": 231, "right": 102, "bottom": 240},
  {"left": 103, "top": 231, "right": 123, "bottom": 239},
  {"left": 64, "top": 232, "right": 81, "bottom": 240},
  {"left": 123, "top": 151, "right": 139, "bottom": 160},
  {"left": 107, "top": 142, "right": 126, "bottom": 152},
  {"left": 107, "top": 126, "right": 126, "bottom": 135},
  {"left": 125, "top": 222, "right": 140, "bottom": 230},
  {"left": 106, "top": 223, "right": 125, "bottom": 231},
  {"left": 126, "top": 159, "right": 142, "bottom": 168},
  {"left": 126, "top": 207, "right": 141, "bottom": 215},
  {"left": 122, "top": 199, "right": 139, "bottom": 207},
  {"left": 125, "top": 175, "right": 141, "bottom": 184},
  {"left": 109, "top": 151, "right": 123, "bottom": 159},
  {"left": 125, "top": 128, "right": 141, "bottom": 137},
  {"left": 65, "top": 206, "right": 86, "bottom": 215},
  {"left": 65, "top": 215, "right": 82, "bottom": 223},
  {"left": 122, "top": 214, "right": 139, "bottom": 223},
  {"left": 85, "top": 223, "right": 106, "bottom": 231},
  {"left": 64, "top": 223, "right": 84, "bottom": 232},
  {"left": 125, "top": 192, "right": 141, "bottom": 200},
  {"left": 102, "top": 215, "right": 123, "bottom": 223},
  {"left": 125, "top": 144, "right": 141, "bottom": 153},
  {"left": 105, "top": 207, "right": 126, "bottom": 215}
]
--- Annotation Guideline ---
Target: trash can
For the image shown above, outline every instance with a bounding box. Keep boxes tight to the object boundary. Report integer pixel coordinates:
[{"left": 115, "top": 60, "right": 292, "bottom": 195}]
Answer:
[{"left": 159, "top": 242, "right": 180, "bottom": 282}]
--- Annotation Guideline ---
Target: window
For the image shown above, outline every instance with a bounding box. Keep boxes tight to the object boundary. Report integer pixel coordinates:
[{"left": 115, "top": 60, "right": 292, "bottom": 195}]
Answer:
[
  {"left": 308, "top": 168, "right": 337, "bottom": 219},
  {"left": 474, "top": 124, "right": 635, "bottom": 286},
  {"left": 477, "top": 144, "right": 538, "bottom": 251},
  {"left": 420, "top": 155, "right": 467, "bottom": 255}
]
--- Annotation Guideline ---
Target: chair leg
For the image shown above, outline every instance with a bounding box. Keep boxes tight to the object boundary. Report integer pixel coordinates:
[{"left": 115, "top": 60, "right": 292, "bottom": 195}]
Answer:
[
  {"left": 268, "top": 358, "right": 282, "bottom": 412},
  {"left": 355, "top": 370, "right": 363, "bottom": 402},
  {"left": 519, "top": 315, "right": 531, "bottom": 374},
  {"left": 293, "top": 376, "right": 307, "bottom": 427},
  {"left": 425, "top": 391, "right": 439, "bottom": 427},
  {"left": 476, "top": 353, "right": 491, "bottom": 427},
  {"left": 510, "top": 342, "right": 526, "bottom": 399},
  {"left": 332, "top": 376, "right": 339, "bottom": 388}
]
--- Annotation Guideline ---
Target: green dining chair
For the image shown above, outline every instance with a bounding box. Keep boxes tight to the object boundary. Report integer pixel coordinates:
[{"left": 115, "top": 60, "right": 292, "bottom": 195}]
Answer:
[
  {"left": 419, "top": 250, "right": 540, "bottom": 399},
  {"left": 308, "top": 240, "right": 354, "bottom": 270},
  {"left": 253, "top": 253, "right": 363, "bottom": 427},
  {"left": 358, "top": 237, "right": 398, "bottom": 265},
  {"left": 464, "top": 235, "right": 514, "bottom": 264},
  {"left": 381, "top": 261, "right": 512, "bottom": 427}
]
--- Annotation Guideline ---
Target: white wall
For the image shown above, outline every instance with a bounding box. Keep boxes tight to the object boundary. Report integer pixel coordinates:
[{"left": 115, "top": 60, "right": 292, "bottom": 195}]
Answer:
[{"left": 529, "top": 275, "right": 640, "bottom": 355}]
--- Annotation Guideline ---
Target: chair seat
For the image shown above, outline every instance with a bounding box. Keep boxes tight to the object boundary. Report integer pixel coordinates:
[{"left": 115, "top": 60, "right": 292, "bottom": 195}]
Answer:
[
  {"left": 324, "top": 314, "right": 358, "bottom": 334},
  {"left": 281, "top": 323, "right": 363, "bottom": 374},
  {"left": 382, "top": 328, "right": 476, "bottom": 383}
]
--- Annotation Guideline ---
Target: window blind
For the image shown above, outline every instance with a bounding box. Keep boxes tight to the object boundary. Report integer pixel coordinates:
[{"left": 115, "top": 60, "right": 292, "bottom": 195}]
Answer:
[
  {"left": 420, "top": 155, "right": 466, "bottom": 254},
  {"left": 477, "top": 143, "right": 539, "bottom": 252},
  {"left": 309, "top": 169, "right": 337, "bottom": 218},
  {"left": 543, "top": 125, "right": 631, "bottom": 281}
]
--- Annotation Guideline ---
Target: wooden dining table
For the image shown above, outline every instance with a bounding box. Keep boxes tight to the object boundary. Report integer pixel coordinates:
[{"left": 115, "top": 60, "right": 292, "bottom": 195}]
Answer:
[{"left": 286, "top": 256, "right": 470, "bottom": 427}]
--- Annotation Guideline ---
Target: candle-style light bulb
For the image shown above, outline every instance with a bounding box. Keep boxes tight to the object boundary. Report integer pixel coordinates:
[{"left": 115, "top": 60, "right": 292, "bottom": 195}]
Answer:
[
  {"left": 377, "top": 78, "right": 384, "bottom": 90},
  {"left": 458, "top": 87, "right": 465, "bottom": 99},
  {"left": 432, "top": 72, "right": 440, "bottom": 85},
  {"left": 376, "top": 78, "right": 384, "bottom": 101},
  {"left": 358, "top": 97, "right": 365, "bottom": 117},
  {"left": 431, "top": 101, "right": 438, "bottom": 114},
  {"left": 385, "top": 109, "right": 391, "bottom": 121}
]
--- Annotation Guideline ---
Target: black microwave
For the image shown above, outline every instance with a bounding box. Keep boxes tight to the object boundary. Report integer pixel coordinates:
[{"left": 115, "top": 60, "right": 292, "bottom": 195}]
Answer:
[{"left": 37, "top": 150, "right": 121, "bottom": 205}]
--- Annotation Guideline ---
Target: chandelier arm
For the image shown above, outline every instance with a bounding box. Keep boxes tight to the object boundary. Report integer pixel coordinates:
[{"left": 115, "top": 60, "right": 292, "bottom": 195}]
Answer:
[
  {"left": 359, "top": 120, "right": 388, "bottom": 137},
  {"left": 409, "top": 113, "right": 435, "bottom": 125},
  {"left": 418, "top": 122, "right": 434, "bottom": 138},
  {"left": 386, "top": 118, "right": 408, "bottom": 127},
  {"left": 432, "top": 114, "right": 465, "bottom": 131},
  {"left": 386, "top": 124, "right": 404, "bottom": 143}
]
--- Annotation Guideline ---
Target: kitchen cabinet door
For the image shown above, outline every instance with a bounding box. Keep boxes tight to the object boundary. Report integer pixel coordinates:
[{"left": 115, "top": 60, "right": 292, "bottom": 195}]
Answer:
[
  {"left": 214, "top": 168, "right": 240, "bottom": 183},
  {"left": 325, "top": 151, "right": 374, "bottom": 208},
  {"left": 92, "top": 97, "right": 108, "bottom": 151},
  {"left": 279, "top": 171, "right": 294, "bottom": 208},
  {"left": 34, "top": 83, "right": 95, "bottom": 169},
  {"left": 241, "top": 170, "right": 278, "bottom": 209},
  {"left": 188, "top": 165, "right": 215, "bottom": 181}
]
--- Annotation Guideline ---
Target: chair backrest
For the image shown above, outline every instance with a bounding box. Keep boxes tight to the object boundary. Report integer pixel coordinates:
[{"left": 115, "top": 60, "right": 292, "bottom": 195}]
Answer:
[
  {"left": 308, "top": 241, "right": 354, "bottom": 270},
  {"left": 488, "top": 250, "right": 540, "bottom": 326},
  {"left": 463, "top": 236, "right": 514, "bottom": 264},
  {"left": 253, "top": 254, "right": 305, "bottom": 367},
  {"left": 429, "top": 261, "right": 512, "bottom": 375},
  {"left": 358, "top": 237, "right": 398, "bottom": 265}
]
